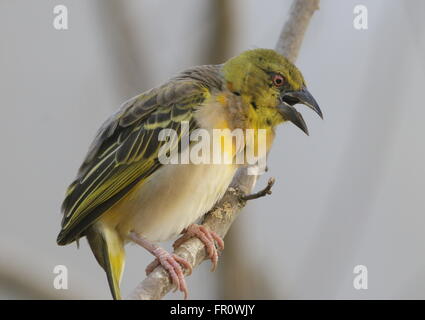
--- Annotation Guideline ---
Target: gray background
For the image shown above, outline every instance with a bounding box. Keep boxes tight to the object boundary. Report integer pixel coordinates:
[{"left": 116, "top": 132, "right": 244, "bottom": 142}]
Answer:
[{"left": 0, "top": 0, "right": 424, "bottom": 299}]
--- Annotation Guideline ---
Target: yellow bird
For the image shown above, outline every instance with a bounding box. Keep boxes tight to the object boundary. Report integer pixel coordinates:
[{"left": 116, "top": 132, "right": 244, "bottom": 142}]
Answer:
[{"left": 57, "top": 48, "right": 322, "bottom": 299}]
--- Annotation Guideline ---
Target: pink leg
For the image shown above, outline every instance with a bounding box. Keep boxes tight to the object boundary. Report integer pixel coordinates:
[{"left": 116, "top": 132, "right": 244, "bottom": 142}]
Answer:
[
  {"left": 129, "top": 232, "right": 192, "bottom": 299},
  {"left": 173, "top": 224, "right": 224, "bottom": 272}
]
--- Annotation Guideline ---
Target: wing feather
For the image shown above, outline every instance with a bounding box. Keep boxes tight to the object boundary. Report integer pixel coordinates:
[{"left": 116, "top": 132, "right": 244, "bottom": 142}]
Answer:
[{"left": 57, "top": 78, "right": 214, "bottom": 245}]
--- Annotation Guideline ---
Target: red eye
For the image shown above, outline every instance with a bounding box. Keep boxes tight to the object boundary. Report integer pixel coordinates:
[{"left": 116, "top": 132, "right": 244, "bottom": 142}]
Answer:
[{"left": 272, "top": 74, "right": 285, "bottom": 87}]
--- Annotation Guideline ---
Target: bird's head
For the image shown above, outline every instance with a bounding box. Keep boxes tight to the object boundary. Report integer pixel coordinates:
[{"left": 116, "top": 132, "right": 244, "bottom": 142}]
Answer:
[{"left": 222, "top": 48, "right": 322, "bottom": 134}]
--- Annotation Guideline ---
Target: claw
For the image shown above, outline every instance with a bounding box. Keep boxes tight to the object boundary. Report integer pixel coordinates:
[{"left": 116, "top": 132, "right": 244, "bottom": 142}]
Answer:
[
  {"left": 173, "top": 224, "right": 224, "bottom": 272},
  {"left": 129, "top": 232, "right": 192, "bottom": 299},
  {"left": 151, "top": 247, "right": 191, "bottom": 299}
]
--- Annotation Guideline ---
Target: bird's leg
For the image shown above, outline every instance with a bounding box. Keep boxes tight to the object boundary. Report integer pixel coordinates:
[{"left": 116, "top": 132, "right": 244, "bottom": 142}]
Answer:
[
  {"left": 173, "top": 224, "right": 224, "bottom": 272},
  {"left": 129, "top": 232, "right": 192, "bottom": 299}
]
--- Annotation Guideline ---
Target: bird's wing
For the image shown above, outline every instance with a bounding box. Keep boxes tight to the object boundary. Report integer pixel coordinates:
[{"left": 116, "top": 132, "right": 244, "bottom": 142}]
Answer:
[{"left": 57, "top": 79, "right": 211, "bottom": 245}]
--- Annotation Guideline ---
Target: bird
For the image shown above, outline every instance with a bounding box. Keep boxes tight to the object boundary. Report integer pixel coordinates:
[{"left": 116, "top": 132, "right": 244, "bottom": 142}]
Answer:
[{"left": 56, "top": 48, "right": 322, "bottom": 300}]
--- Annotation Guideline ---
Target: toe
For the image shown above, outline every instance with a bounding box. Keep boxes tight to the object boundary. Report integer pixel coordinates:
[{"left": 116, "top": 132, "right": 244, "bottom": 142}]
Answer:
[
  {"left": 210, "top": 253, "right": 218, "bottom": 272},
  {"left": 210, "top": 231, "right": 225, "bottom": 251},
  {"left": 162, "top": 258, "right": 180, "bottom": 293},
  {"left": 199, "top": 225, "right": 213, "bottom": 240},
  {"left": 173, "top": 254, "right": 193, "bottom": 276},
  {"left": 167, "top": 255, "right": 189, "bottom": 297},
  {"left": 197, "top": 228, "right": 216, "bottom": 258},
  {"left": 172, "top": 224, "right": 224, "bottom": 274}
]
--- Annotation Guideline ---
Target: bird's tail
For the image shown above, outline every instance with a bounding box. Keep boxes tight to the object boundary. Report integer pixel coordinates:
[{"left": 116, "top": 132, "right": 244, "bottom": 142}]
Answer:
[{"left": 86, "top": 225, "right": 125, "bottom": 300}]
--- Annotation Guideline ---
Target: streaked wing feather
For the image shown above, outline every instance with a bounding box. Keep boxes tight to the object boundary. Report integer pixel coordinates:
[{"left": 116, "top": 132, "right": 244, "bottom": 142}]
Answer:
[{"left": 58, "top": 78, "right": 213, "bottom": 245}]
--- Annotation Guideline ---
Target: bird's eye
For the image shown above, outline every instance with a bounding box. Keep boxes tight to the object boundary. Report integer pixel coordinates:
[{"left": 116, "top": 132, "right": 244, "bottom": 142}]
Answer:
[{"left": 272, "top": 74, "right": 285, "bottom": 87}]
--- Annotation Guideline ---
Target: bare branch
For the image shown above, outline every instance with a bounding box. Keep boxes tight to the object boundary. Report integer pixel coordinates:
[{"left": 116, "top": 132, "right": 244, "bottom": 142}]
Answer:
[
  {"left": 275, "top": 0, "right": 320, "bottom": 63},
  {"left": 128, "top": 0, "right": 320, "bottom": 300},
  {"left": 240, "top": 178, "right": 275, "bottom": 201}
]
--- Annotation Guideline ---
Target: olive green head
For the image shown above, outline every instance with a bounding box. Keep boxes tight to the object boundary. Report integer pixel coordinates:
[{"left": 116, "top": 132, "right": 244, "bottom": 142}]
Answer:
[{"left": 223, "top": 48, "right": 322, "bottom": 134}]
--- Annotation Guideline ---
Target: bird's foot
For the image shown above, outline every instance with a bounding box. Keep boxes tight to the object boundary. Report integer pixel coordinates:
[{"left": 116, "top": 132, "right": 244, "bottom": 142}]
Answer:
[
  {"left": 147, "top": 247, "right": 192, "bottom": 299},
  {"left": 173, "top": 224, "right": 224, "bottom": 272},
  {"left": 129, "top": 232, "right": 192, "bottom": 299}
]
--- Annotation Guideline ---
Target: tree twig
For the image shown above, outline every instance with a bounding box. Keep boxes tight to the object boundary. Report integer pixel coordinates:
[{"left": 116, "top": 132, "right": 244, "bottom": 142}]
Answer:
[
  {"left": 275, "top": 0, "right": 320, "bottom": 63},
  {"left": 128, "top": 0, "right": 320, "bottom": 300},
  {"left": 240, "top": 177, "right": 275, "bottom": 201}
]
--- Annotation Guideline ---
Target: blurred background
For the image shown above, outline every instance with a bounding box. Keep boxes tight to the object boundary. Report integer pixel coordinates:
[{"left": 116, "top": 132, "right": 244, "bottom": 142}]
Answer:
[{"left": 1, "top": 0, "right": 424, "bottom": 299}]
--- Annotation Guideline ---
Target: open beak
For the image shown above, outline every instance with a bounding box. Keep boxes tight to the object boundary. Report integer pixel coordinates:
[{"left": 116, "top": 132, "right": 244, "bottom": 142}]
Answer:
[{"left": 277, "top": 86, "right": 322, "bottom": 135}]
